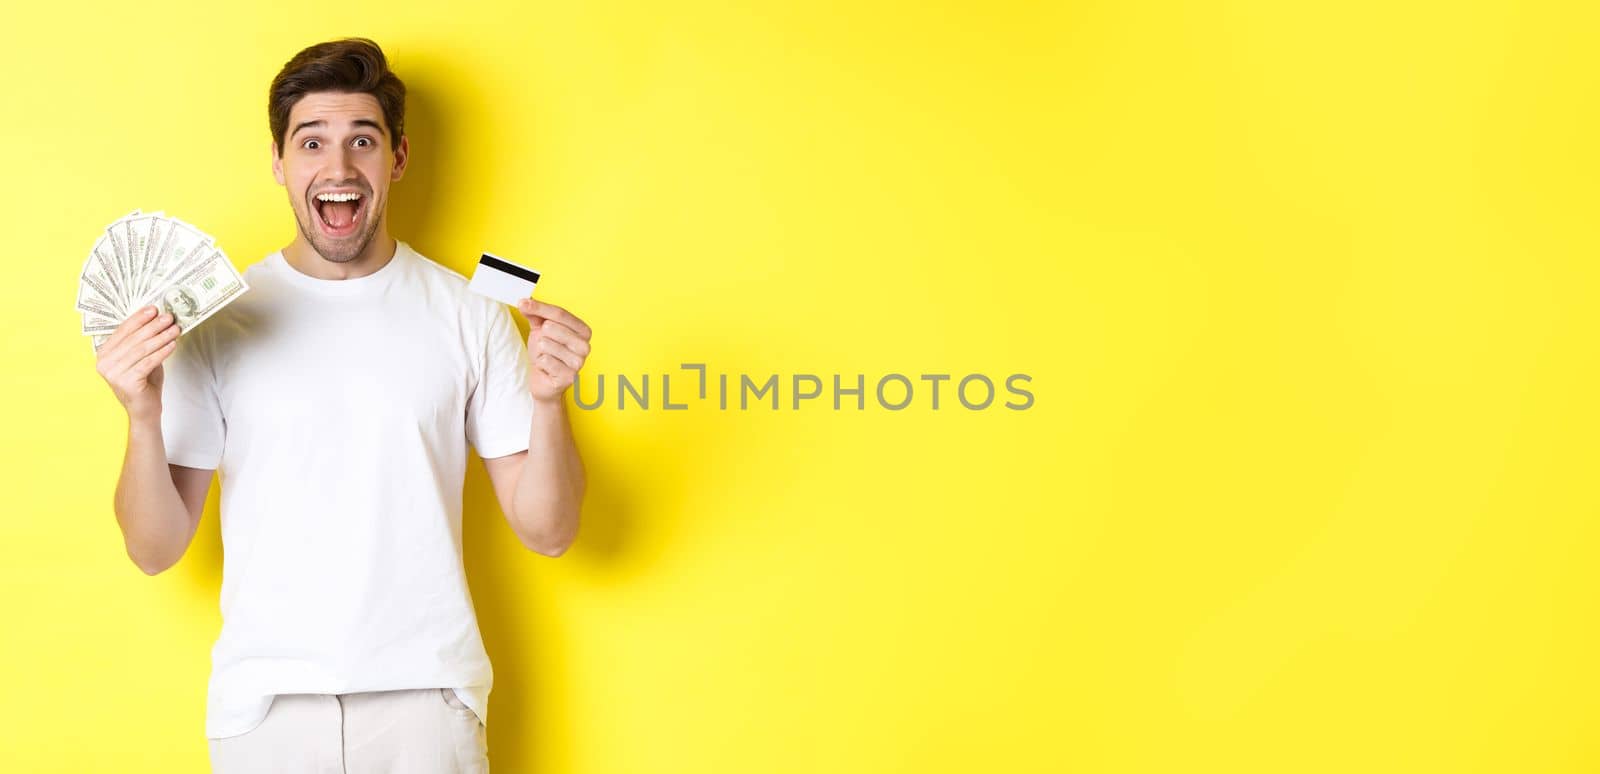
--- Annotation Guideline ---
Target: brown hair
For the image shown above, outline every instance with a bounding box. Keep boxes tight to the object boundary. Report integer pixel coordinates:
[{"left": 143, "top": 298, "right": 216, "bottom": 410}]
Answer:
[{"left": 268, "top": 37, "right": 406, "bottom": 157}]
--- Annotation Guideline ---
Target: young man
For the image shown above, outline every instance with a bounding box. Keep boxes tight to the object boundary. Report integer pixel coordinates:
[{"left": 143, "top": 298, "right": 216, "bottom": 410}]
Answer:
[{"left": 92, "top": 38, "right": 592, "bottom": 772}]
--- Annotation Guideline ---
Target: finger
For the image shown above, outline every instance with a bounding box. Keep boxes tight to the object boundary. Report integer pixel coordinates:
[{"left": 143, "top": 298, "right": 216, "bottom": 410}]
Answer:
[
  {"left": 533, "top": 337, "right": 583, "bottom": 370},
  {"left": 98, "top": 305, "right": 159, "bottom": 355},
  {"left": 534, "top": 353, "right": 575, "bottom": 383},
  {"left": 101, "top": 312, "right": 177, "bottom": 373},
  {"left": 515, "top": 297, "right": 545, "bottom": 324},
  {"left": 104, "top": 321, "right": 180, "bottom": 378},
  {"left": 524, "top": 300, "right": 591, "bottom": 339},
  {"left": 126, "top": 336, "right": 180, "bottom": 381},
  {"left": 534, "top": 320, "right": 590, "bottom": 357}
]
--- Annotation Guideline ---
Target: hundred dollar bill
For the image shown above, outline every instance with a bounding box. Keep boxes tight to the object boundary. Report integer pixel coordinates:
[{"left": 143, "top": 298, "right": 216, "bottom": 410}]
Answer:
[
  {"left": 142, "top": 217, "right": 214, "bottom": 302},
  {"left": 102, "top": 208, "right": 142, "bottom": 298},
  {"left": 122, "top": 213, "right": 167, "bottom": 304},
  {"left": 77, "top": 241, "right": 122, "bottom": 315},
  {"left": 88, "top": 235, "right": 131, "bottom": 311},
  {"left": 132, "top": 247, "right": 248, "bottom": 335},
  {"left": 103, "top": 221, "right": 131, "bottom": 301},
  {"left": 80, "top": 295, "right": 125, "bottom": 334},
  {"left": 80, "top": 209, "right": 245, "bottom": 349}
]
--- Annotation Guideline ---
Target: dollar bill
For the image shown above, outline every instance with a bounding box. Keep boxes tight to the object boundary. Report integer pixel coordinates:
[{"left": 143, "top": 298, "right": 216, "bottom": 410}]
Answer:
[
  {"left": 79, "top": 295, "right": 125, "bottom": 333},
  {"left": 122, "top": 214, "right": 164, "bottom": 304},
  {"left": 143, "top": 218, "right": 213, "bottom": 302},
  {"left": 80, "top": 265, "right": 119, "bottom": 334},
  {"left": 101, "top": 209, "right": 141, "bottom": 299},
  {"left": 89, "top": 235, "right": 130, "bottom": 311},
  {"left": 133, "top": 247, "right": 248, "bottom": 335},
  {"left": 76, "top": 239, "right": 121, "bottom": 315},
  {"left": 79, "top": 210, "right": 247, "bottom": 348}
]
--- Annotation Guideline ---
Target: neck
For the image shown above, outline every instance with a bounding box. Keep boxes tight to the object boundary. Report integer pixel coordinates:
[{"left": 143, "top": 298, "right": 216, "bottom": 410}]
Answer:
[{"left": 282, "top": 229, "right": 399, "bottom": 280}]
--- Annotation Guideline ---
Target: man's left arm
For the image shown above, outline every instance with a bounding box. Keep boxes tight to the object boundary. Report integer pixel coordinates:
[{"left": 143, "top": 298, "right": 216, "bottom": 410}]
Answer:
[{"left": 483, "top": 299, "right": 593, "bottom": 557}]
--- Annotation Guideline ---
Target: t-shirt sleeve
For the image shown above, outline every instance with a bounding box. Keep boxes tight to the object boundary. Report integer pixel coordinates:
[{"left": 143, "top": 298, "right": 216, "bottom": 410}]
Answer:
[
  {"left": 159, "top": 332, "right": 224, "bottom": 469},
  {"left": 466, "top": 302, "right": 536, "bottom": 459}
]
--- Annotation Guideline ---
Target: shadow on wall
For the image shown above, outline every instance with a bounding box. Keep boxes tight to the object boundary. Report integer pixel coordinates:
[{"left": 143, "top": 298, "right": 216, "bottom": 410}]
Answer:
[{"left": 393, "top": 60, "right": 632, "bottom": 772}]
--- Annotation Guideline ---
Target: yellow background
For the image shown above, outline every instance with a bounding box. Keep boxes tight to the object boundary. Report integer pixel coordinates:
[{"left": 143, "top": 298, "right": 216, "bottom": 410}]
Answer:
[{"left": 2, "top": 0, "right": 1595, "bottom": 771}]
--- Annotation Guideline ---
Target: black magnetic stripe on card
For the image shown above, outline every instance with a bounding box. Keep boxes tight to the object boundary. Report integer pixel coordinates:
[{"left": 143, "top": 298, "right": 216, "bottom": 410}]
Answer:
[{"left": 479, "top": 254, "right": 541, "bottom": 283}]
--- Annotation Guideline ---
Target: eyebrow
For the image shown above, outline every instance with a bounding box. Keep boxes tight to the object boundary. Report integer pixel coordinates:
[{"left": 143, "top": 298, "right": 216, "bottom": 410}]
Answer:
[{"left": 290, "top": 118, "right": 387, "bottom": 140}]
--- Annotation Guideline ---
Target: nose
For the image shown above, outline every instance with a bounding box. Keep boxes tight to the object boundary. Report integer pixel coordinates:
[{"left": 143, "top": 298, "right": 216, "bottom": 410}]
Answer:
[{"left": 332, "top": 144, "right": 359, "bottom": 179}]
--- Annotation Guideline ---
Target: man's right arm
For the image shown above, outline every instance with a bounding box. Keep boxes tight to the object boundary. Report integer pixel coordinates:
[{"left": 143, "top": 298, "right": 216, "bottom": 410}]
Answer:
[
  {"left": 115, "top": 418, "right": 212, "bottom": 575},
  {"left": 96, "top": 305, "right": 212, "bottom": 575}
]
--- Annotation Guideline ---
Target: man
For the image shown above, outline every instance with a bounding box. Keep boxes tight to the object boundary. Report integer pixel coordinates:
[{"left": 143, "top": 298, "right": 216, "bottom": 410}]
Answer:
[{"left": 92, "top": 38, "right": 592, "bottom": 772}]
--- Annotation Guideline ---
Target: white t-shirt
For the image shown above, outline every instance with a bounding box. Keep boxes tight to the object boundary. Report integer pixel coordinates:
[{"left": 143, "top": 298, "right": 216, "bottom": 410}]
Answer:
[{"left": 160, "top": 240, "right": 535, "bottom": 739}]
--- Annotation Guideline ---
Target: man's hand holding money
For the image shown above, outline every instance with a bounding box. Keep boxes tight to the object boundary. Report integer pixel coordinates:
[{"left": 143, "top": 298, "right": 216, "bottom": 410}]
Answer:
[{"left": 94, "top": 306, "right": 180, "bottom": 422}]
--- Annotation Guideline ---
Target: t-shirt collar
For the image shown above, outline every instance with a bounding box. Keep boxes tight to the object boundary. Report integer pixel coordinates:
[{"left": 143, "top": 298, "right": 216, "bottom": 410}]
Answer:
[{"left": 271, "top": 240, "right": 410, "bottom": 295}]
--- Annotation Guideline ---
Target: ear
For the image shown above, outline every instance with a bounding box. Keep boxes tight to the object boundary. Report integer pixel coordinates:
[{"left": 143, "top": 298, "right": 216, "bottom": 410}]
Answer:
[
  {"left": 271, "top": 141, "right": 285, "bottom": 186},
  {"left": 391, "top": 134, "right": 409, "bottom": 182}
]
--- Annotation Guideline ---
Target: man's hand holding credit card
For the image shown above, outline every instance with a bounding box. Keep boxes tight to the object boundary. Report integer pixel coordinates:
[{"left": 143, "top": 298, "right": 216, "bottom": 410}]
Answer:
[{"left": 469, "top": 251, "right": 593, "bottom": 404}]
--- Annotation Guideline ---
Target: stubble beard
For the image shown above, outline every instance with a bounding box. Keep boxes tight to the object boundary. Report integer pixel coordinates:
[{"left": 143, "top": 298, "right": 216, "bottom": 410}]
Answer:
[{"left": 295, "top": 194, "right": 382, "bottom": 265}]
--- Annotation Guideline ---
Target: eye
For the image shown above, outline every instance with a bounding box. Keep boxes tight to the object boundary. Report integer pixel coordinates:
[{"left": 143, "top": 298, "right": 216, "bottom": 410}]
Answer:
[
  {"left": 303, "top": 139, "right": 321, "bottom": 150},
  {"left": 353, "top": 136, "right": 373, "bottom": 148}
]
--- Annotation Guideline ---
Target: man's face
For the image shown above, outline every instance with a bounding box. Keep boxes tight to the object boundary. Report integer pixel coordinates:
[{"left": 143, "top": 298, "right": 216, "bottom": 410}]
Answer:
[{"left": 272, "top": 91, "right": 407, "bottom": 263}]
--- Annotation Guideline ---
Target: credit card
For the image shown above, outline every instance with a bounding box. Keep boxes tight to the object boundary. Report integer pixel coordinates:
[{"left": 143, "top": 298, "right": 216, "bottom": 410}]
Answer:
[{"left": 467, "top": 252, "right": 541, "bottom": 305}]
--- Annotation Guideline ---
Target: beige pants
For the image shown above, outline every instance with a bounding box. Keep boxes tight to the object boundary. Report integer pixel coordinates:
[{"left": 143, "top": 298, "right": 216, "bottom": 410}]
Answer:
[{"left": 208, "top": 688, "right": 489, "bottom": 773}]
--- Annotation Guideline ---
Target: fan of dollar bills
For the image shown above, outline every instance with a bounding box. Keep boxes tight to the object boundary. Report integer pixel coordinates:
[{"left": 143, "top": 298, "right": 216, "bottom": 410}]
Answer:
[{"left": 78, "top": 209, "right": 249, "bottom": 351}]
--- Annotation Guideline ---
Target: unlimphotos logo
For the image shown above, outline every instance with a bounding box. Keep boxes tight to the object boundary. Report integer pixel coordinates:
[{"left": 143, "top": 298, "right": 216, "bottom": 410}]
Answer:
[{"left": 572, "top": 364, "right": 1034, "bottom": 411}]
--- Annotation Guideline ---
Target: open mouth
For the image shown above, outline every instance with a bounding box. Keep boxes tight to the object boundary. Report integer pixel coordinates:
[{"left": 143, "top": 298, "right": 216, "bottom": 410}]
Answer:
[{"left": 311, "top": 190, "right": 366, "bottom": 238}]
